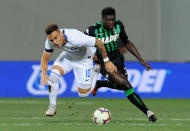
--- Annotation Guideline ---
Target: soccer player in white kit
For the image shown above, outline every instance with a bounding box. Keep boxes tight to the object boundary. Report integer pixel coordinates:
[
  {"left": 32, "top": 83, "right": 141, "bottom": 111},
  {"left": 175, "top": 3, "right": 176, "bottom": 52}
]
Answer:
[{"left": 40, "top": 24, "right": 117, "bottom": 116}]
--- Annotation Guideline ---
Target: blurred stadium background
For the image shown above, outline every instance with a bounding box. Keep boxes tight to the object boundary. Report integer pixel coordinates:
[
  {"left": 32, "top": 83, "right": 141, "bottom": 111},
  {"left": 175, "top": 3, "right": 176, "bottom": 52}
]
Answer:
[{"left": 0, "top": 0, "right": 190, "bottom": 130}]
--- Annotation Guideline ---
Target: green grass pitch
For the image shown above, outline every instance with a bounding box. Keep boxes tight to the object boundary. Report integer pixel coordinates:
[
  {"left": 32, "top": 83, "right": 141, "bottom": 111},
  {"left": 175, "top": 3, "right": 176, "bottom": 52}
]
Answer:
[{"left": 0, "top": 98, "right": 189, "bottom": 131}]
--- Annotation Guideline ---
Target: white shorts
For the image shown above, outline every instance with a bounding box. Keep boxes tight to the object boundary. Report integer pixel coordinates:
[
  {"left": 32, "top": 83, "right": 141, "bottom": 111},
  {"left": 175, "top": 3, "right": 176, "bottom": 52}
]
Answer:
[{"left": 53, "top": 52, "right": 94, "bottom": 86}]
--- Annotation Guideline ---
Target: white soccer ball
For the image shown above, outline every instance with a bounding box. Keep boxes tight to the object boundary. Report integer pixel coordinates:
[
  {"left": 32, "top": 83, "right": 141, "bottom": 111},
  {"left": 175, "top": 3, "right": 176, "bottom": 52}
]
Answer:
[{"left": 93, "top": 107, "right": 111, "bottom": 125}]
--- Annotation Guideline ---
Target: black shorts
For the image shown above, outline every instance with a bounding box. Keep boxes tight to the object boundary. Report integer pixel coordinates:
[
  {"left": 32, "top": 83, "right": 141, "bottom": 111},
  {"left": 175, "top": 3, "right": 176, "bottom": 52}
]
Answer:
[{"left": 100, "top": 55, "right": 128, "bottom": 81}]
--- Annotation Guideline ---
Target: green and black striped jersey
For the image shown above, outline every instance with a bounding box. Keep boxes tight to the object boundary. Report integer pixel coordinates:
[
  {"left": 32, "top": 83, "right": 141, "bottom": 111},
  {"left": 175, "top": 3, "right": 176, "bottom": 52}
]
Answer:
[{"left": 85, "top": 19, "right": 128, "bottom": 62}]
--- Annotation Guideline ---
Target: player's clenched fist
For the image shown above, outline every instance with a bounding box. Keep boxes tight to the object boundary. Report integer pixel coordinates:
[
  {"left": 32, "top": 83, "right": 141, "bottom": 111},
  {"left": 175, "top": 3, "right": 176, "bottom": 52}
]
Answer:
[
  {"left": 104, "top": 61, "right": 117, "bottom": 74},
  {"left": 40, "top": 75, "right": 49, "bottom": 85}
]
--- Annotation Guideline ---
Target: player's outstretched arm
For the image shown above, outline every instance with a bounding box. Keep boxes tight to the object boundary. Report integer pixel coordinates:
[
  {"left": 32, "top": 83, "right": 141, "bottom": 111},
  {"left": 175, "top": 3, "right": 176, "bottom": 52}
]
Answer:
[
  {"left": 40, "top": 52, "right": 51, "bottom": 85},
  {"left": 125, "top": 40, "right": 152, "bottom": 71},
  {"left": 95, "top": 39, "right": 117, "bottom": 73}
]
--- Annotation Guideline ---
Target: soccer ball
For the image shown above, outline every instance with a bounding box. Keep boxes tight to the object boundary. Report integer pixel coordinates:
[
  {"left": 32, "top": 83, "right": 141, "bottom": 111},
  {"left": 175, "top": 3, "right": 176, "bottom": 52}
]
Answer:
[{"left": 93, "top": 107, "right": 111, "bottom": 125}]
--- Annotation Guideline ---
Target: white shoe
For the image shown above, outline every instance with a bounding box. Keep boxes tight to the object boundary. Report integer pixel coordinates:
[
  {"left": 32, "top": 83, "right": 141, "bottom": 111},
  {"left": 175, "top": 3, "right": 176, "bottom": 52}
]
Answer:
[
  {"left": 45, "top": 104, "right": 56, "bottom": 117},
  {"left": 147, "top": 110, "right": 157, "bottom": 122}
]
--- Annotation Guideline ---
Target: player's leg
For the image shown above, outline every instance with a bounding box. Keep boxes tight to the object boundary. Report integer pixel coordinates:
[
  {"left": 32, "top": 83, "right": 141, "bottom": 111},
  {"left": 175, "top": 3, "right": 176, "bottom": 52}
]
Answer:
[
  {"left": 93, "top": 70, "right": 150, "bottom": 114},
  {"left": 110, "top": 72, "right": 157, "bottom": 122},
  {"left": 92, "top": 62, "right": 126, "bottom": 96},
  {"left": 46, "top": 66, "right": 63, "bottom": 116},
  {"left": 92, "top": 80, "right": 122, "bottom": 96},
  {"left": 92, "top": 57, "right": 157, "bottom": 122},
  {"left": 46, "top": 54, "right": 72, "bottom": 116},
  {"left": 90, "top": 64, "right": 102, "bottom": 96},
  {"left": 78, "top": 83, "right": 92, "bottom": 97}
]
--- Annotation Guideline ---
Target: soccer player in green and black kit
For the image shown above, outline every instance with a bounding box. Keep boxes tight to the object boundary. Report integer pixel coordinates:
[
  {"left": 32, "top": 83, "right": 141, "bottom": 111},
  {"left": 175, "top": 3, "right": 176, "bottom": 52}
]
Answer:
[{"left": 85, "top": 7, "right": 157, "bottom": 122}]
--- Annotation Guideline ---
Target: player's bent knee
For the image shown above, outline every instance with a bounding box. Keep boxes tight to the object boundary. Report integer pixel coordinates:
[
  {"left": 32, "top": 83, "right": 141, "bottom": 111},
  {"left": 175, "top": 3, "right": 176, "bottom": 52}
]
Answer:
[
  {"left": 78, "top": 83, "right": 91, "bottom": 97},
  {"left": 49, "top": 69, "right": 61, "bottom": 84},
  {"left": 78, "top": 92, "right": 90, "bottom": 97},
  {"left": 78, "top": 88, "right": 91, "bottom": 97},
  {"left": 52, "top": 65, "right": 64, "bottom": 76}
]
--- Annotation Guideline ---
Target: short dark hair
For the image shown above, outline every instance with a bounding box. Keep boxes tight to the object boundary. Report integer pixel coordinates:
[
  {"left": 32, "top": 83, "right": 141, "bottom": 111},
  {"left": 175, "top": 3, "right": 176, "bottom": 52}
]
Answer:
[
  {"left": 45, "top": 24, "right": 59, "bottom": 35},
  {"left": 102, "top": 7, "right": 116, "bottom": 18}
]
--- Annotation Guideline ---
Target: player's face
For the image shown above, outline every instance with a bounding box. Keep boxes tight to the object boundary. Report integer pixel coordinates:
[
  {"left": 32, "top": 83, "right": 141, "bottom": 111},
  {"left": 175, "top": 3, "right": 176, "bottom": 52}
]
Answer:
[
  {"left": 102, "top": 15, "right": 116, "bottom": 29},
  {"left": 48, "top": 30, "right": 66, "bottom": 48}
]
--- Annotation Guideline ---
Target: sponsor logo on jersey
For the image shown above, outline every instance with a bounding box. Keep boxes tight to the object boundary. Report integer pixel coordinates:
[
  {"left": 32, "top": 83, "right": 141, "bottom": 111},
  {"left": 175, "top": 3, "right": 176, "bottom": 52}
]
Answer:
[
  {"left": 63, "top": 46, "right": 79, "bottom": 51},
  {"left": 71, "top": 47, "right": 78, "bottom": 50},
  {"left": 99, "top": 34, "right": 119, "bottom": 43}
]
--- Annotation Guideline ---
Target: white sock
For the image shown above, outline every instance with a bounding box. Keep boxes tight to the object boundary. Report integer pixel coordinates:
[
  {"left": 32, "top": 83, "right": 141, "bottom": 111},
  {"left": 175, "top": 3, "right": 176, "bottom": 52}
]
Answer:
[
  {"left": 48, "top": 69, "right": 61, "bottom": 106},
  {"left": 90, "top": 64, "right": 100, "bottom": 92}
]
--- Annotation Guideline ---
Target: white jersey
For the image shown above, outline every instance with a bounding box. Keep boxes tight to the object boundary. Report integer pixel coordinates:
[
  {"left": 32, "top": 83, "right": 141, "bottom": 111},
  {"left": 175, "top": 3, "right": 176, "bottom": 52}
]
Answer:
[{"left": 45, "top": 29, "right": 96, "bottom": 59}]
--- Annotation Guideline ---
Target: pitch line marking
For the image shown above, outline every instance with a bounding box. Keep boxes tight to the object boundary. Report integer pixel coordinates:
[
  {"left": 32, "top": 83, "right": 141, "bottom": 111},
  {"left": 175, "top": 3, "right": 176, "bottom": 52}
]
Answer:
[
  {"left": 0, "top": 123, "right": 186, "bottom": 127},
  {"left": 5, "top": 117, "right": 190, "bottom": 121}
]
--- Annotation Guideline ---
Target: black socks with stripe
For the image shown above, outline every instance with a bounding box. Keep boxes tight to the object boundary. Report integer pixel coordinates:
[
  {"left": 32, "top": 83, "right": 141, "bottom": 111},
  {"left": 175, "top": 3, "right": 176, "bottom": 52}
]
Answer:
[{"left": 125, "top": 88, "right": 148, "bottom": 114}]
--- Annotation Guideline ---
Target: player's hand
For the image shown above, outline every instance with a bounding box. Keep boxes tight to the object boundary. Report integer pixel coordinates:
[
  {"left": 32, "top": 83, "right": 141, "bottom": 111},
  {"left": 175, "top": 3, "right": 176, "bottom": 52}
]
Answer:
[
  {"left": 104, "top": 61, "right": 117, "bottom": 74},
  {"left": 140, "top": 61, "right": 152, "bottom": 71},
  {"left": 40, "top": 75, "right": 49, "bottom": 85},
  {"left": 93, "top": 55, "right": 99, "bottom": 62}
]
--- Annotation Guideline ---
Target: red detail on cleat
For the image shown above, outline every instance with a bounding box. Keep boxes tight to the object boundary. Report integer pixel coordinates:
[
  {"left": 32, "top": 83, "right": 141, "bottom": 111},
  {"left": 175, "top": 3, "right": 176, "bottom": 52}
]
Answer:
[
  {"left": 92, "top": 87, "right": 98, "bottom": 96},
  {"left": 46, "top": 114, "right": 54, "bottom": 117},
  {"left": 45, "top": 111, "right": 56, "bottom": 117}
]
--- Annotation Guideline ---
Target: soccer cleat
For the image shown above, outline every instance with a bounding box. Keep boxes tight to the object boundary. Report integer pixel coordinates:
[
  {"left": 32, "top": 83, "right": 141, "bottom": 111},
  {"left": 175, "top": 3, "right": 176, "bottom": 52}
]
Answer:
[
  {"left": 92, "top": 86, "right": 98, "bottom": 96},
  {"left": 90, "top": 64, "right": 101, "bottom": 96},
  {"left": 45, "top": 104, "right": 56, "bottom": 117},
  {"left": 147, "top": 110, "right": 157, "bottom": 122},
  {"left": 92, "top": 80, "right": 101, "bottom": 96}
]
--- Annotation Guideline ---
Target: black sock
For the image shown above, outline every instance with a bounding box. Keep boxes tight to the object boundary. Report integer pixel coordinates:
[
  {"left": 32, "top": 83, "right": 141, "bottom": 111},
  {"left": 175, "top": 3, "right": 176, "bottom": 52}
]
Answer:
[
  {"left": 96, "top": 80, "right": 118, "bottom": 89},
  {"left": 125, "top": 88, "right": 148, "bottom": 115},
  {"left": 96, "top": 80, "right": 109, "bottom": 88}
]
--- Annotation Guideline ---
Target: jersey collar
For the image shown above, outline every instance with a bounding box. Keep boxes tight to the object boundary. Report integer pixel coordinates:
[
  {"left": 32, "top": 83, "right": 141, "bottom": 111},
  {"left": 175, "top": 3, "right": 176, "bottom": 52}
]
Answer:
[{"left": 62, "top": 30, "right": 68, "bottom": 42}]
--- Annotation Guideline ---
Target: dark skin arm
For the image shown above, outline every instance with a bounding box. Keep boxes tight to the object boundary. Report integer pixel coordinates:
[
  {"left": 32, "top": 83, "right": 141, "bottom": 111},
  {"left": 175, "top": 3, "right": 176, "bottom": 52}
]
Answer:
[{"left": 125, "top": 40, "right": 152, "bottom": 71}]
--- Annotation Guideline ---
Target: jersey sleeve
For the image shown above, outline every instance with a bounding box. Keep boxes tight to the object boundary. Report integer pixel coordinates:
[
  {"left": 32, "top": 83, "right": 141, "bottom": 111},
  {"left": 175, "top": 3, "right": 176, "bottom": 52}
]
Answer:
[
  {"left": 69, "top": 29, "right": 96, "bottom": 47},
  {"left": 44, "top": 38, "right": 54, "bottom": 53},
  {"left": 84, "top": 26, "right": 96, "bottom": 37},
  {"left": 118, "top": 20, "right": 128, "bottom": 44}
]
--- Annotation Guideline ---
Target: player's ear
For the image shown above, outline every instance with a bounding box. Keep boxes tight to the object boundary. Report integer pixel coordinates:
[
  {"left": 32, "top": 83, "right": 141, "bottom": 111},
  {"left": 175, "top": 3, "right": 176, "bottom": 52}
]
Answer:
[{"left": 102, "top": 16, "right": 105, "bottom": 21}]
